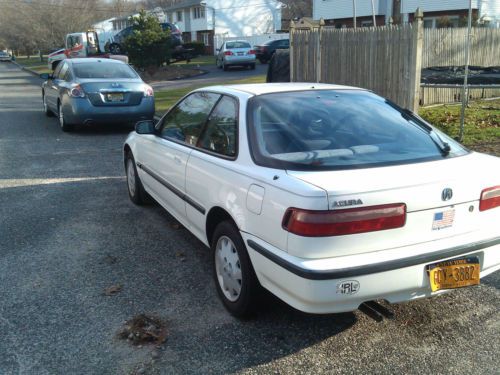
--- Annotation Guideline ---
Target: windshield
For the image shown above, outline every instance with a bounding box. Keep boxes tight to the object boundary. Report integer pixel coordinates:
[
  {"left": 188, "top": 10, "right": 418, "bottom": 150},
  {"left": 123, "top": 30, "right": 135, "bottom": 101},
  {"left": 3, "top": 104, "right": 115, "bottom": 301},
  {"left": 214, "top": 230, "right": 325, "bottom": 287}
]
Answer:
[
  {"left": 247, "top": 90, "right": 467, "bottom": 170},
  {"left": 73, "top": 62, "right": 138, "bottom": 79}
]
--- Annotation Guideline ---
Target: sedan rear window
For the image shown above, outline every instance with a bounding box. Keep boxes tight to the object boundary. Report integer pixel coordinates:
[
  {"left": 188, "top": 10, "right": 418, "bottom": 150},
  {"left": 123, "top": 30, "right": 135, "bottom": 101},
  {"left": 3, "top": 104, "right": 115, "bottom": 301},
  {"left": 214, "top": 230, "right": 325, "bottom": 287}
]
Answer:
[
  {"left": 73, "top": 62, "right": 138, "bottom": 79},
  {"left": 247, "top": 90, "right": 467, "bottom": 170},
  {"left": 226, "top": 41, "right": 251, "bottom": 49}
]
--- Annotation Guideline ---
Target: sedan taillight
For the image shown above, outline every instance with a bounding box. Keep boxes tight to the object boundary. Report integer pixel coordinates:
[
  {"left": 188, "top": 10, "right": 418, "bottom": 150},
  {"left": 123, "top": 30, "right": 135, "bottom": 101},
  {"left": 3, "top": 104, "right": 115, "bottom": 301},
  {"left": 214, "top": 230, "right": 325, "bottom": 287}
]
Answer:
[
  {"left": 479, "top": 186, "right": 500, "bottom": 211},
  {"left": 282, "top": 203, "right": 406, "bottom": 237},
  {"left": 248, "top": 50, "right": 256, "bottom": 55},
  {"left": 224, "top": 51, "right": 233, "bottom": 56},
  {"left": 68, "top": 85, "right": 85, "bottom": 98}
]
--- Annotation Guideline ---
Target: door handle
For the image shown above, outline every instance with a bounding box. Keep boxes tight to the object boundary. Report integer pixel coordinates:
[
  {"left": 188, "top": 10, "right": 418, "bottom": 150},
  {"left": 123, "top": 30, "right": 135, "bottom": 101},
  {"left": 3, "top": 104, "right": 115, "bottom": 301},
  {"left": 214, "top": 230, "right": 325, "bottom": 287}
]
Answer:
[{"left": 173, "top": 156, "right": 182, "bottom": 164}]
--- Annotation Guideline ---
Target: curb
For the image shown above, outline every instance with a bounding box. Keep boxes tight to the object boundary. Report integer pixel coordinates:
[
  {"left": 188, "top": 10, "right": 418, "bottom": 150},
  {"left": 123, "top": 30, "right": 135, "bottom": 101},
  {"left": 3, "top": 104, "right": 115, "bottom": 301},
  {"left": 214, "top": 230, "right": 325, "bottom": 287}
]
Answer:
[{"left": 10, "top": 60, "right": 43, "bottom": 77}]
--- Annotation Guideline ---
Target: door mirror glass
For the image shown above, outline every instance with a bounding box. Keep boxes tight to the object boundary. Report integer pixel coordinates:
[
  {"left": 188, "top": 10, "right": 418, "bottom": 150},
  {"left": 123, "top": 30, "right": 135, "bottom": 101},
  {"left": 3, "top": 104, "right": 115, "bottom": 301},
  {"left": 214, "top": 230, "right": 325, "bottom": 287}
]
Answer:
[
  {"left": 135, "top": 120, "right": 156, "bottom": 134},
  {"left": 40, "top": 73, "right": 52, "bottom": 80}
]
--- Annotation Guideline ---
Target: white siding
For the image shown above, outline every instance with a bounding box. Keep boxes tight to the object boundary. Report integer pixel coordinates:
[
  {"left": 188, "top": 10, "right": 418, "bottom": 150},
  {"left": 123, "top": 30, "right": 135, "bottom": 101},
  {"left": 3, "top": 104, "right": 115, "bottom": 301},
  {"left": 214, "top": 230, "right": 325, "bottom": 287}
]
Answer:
[
  {"left": 313, "top": 0, "right": 387, "bottom": 20},
  {"left": 401, "top": 0, "right": 479, "bottom": 14},
  {"left": 479, "top": 0, "right": 500, "bottom": 25}
]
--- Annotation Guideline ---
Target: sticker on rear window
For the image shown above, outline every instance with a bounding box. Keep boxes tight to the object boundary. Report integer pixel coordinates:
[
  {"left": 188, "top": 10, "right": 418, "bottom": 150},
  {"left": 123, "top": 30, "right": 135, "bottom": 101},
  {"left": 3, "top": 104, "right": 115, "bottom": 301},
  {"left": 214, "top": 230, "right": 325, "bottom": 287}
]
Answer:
[{"left": 432, "top": 209, "right": 455, "bottom": 230}]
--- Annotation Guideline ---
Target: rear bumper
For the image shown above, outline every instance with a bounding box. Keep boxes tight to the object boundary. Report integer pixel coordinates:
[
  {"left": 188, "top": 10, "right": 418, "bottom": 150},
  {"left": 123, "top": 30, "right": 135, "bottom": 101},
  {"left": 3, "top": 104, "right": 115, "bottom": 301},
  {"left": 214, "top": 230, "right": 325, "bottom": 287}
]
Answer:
[
  {"left": 243, "top": 233, "right": 500, "bottom": 314},
  {"left": 62, "top": 97, "right": 155, "bottom": 125},
  {"left": 224, "top": 55, "right": 256, "bottom": 66}
]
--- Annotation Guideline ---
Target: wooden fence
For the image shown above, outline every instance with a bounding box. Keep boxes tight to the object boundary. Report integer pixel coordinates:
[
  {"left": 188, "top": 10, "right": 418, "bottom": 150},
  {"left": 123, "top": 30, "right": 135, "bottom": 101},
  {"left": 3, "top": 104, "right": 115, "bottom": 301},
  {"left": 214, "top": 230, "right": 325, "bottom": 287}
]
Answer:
[
  {"left": 290, "top": 13, "right": 500, "bottom": 110},
  {"left": 423, "top": 27, "right": 500, "bottom": 68},
  {"left": 290, "top": 13, "right": 424, "bottom": 111}
]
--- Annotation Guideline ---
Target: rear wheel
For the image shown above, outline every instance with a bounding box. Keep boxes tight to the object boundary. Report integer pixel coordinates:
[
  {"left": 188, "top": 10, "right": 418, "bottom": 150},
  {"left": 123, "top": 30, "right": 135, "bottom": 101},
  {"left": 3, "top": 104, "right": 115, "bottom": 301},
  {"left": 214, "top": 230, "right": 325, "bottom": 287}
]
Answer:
[
  {"left": 212, "top": 221, "right": 260, "bottom": 318},
  {"left": 223, "top": 62, "right": 229, "bottom": 71},
  {"left": 250, "top": 63, "right": 256, "bottom": 70},
  {"left": 58, "top": 102, "right": 73, "bottom": 132},
  {"left": 42, "top": 93, "right": 53, "bottom": 117}
]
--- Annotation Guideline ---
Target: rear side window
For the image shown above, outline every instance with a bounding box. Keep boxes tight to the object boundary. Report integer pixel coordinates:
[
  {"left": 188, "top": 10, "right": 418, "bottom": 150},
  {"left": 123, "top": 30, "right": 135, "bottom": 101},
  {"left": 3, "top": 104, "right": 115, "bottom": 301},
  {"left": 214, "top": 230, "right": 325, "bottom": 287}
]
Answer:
[
  {"left": 198, "top": 96, "right": 238, "bottom": 157},
  {"left": 159, "top": 92, "right": 220, "bottom": 146},
  {"left": 226, "top": 41, "right": 251, "bottom": 49},
  {"left": 73, "top": 62, "right": 138, "bottom": 79},
  {"left": 248, "top": 90, "right": 467, "bottom": 170}
]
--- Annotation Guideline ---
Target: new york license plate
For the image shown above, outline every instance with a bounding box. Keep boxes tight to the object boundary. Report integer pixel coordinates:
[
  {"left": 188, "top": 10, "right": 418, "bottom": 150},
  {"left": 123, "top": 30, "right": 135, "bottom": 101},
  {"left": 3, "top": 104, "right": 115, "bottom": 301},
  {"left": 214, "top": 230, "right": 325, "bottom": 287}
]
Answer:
[
  {"left": 107, "top": 93, "right": 124, "bottom": 102},
  {"left": 428, "top": 256, "right": 480, "bottom": 292}
]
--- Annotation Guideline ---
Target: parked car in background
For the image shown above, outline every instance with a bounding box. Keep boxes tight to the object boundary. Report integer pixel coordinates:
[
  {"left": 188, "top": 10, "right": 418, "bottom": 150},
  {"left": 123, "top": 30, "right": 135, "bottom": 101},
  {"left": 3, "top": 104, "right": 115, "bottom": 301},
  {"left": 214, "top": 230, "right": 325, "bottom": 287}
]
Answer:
[
  {"left": 41, "top": 58, "right": 154, "bottom": 132},
  {"left": 0, "top": 51, "right": 12, "bottom": 62},
  {"left": 107, "top": 22, "right": 183, "bottom": 55},
  {"left": 216, "top": 41, "right": 256, "bottom": 71},
  {"left": 254, "top": 38, "right": 289, "bottom": 64},
  {"left": 123, "top": 83, "right": 500, "bottom": 318}
]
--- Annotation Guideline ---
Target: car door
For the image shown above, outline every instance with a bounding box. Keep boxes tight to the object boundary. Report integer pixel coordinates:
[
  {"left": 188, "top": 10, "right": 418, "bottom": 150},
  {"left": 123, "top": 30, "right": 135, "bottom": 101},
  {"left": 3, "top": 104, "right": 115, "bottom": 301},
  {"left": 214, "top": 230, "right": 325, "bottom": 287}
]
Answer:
[
  {"left": 45, "top": 62, "right": 67, "bottom": 110},
  {"left": 185, "top": 95, "right": 239, "bottom": 240},
  {"left": 137, "top": 92, "right": 221, "bottom": 223}
]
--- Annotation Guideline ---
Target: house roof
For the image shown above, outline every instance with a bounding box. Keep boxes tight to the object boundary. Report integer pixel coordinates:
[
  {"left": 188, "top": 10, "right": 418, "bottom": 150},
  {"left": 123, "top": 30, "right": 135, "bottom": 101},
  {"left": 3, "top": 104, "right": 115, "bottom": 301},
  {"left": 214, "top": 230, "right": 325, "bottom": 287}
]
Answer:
[{"left": 164, "top": 0, "right": 203, "bottom": 12}]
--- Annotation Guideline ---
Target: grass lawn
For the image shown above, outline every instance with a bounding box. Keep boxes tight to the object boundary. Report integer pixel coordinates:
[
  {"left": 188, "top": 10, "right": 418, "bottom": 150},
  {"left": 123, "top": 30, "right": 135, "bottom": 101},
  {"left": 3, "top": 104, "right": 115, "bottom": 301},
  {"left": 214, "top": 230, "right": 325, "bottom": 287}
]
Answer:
[
  {"left": 14, "top": 56, "right": 50, "bottom": 74},
  {"left": 154, "top": 75, "right": 266, "bottom": 114},
  {"left": 420, "top": 99, "right": 500, "bottom": 146},
  {"left": 171, "top": 55, "right": 215, "bottom": 68}
]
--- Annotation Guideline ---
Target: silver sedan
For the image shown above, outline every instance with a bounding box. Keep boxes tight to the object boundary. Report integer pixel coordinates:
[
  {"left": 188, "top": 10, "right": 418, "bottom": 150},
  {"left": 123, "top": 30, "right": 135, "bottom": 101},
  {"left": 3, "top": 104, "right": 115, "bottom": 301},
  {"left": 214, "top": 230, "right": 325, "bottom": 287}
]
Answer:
[
  {"left": 41, "top": 58, "right": 155, "bottom": 132},
  {"left": 215, "top": 40, "right": 256, "bottom": 71}
]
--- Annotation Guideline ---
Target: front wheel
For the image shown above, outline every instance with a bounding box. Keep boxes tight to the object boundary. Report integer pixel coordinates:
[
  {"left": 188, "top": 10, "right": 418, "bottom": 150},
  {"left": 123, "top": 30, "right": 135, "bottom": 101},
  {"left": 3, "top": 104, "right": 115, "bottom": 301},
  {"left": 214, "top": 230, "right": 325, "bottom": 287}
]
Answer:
[
  {"left": 212, "top": 221, "right": 260, "bottom": 318},
  {"left": 126, "top": 153, "right": 151, "bottom": 205},
  {"left": 42, "top": 93, "right": 53, "bottom": 117},
  {"left": 109, "top": 43, "right": 122, "bottom": 55}
]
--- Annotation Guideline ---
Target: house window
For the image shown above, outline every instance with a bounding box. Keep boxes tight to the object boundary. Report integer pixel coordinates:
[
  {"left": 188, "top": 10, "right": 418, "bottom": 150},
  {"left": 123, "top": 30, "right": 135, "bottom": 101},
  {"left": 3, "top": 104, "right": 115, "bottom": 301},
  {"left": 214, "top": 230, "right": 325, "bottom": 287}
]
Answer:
[
  {"left": 201, "top": 32, "right": 209, "bottom": 46},
  {"left": 193, "top": 7, "right": 205, "bottom": 19},
  {"left": 177, "top": 11, "right": 182, "bottom": 22},
  {"left": 361, "top": 20, "right": 374, "bottom": 27}
]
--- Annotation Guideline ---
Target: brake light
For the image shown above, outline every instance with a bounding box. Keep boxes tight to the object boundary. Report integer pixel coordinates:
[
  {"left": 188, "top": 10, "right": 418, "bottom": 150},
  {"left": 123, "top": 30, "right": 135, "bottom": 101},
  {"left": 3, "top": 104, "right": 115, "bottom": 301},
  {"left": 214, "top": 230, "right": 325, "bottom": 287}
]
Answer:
[
  {"left": 68, "top": 85, "right": 85, "bottom": 98},
  {"left": 248, "top": 50, "right": 256, "bottom": 55},
  {"left": 479, "top": 186, "right": 500, "bottom": 211},
  {"left": 224, "top": 51, "right": 233, "bottom": 56},
  {"left": 143, "top": 85, "right": 154, "bottom": 97},
  {"left": 282, "top": 203, "right": 406, "bottom": 237}
]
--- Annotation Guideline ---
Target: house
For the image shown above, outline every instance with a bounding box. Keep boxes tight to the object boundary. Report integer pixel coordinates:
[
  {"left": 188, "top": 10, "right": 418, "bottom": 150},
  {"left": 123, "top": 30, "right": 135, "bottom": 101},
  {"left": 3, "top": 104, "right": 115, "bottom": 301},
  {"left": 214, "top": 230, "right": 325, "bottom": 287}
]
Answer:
[
  {"left": 163, "top": 0, "right": 284, "bottom": 52},
  {"left": 313, "top": 0, "right": 500, "bottom": 28}
]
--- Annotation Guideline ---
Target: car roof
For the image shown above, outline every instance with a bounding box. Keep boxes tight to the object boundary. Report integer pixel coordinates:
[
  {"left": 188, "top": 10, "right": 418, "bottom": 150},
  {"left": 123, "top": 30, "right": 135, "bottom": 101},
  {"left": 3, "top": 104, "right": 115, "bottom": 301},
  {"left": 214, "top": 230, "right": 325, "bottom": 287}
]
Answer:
[
  {"left": 68, "top": 58, "right": 125, "bottom": 65},
  {"left": 200, "top": 83, "right": 364, "bottom": 96}
]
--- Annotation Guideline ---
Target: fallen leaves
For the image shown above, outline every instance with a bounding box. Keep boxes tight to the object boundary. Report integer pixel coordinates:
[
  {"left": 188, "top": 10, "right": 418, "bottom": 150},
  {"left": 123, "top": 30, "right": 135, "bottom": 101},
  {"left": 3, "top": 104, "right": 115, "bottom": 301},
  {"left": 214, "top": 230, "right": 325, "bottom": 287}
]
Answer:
[
  {"left": 118, "top": 314, "right": 168, "bottom": 346},
  {"left": 104, "top": 284, "right": 123, "bottom": 296}
]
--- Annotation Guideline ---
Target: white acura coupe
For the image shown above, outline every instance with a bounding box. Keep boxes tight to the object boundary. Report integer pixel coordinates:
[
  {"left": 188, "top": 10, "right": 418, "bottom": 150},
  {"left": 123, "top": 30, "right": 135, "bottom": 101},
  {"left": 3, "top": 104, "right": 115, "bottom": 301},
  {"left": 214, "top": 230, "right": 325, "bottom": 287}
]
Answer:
[{"left": 124, "top": 83, "right": 500, "bottom": 317}]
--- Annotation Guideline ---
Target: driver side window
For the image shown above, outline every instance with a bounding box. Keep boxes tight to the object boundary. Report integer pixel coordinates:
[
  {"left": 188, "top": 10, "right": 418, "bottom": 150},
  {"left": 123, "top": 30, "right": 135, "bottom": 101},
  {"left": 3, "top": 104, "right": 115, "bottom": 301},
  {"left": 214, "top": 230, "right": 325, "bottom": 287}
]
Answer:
[{"left": 159, "top": 92, "right": 220, "bottom": 146}]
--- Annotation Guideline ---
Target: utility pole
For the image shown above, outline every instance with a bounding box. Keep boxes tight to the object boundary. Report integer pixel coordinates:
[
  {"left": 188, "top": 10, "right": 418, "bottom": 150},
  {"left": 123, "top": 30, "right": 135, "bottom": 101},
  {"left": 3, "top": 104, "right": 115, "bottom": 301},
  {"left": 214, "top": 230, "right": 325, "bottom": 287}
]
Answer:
[
  {"left": 353, "top": 0, "right": 357, "bottom": 29},
  {"left": 371, "top": 0, "right": 377, "bottom": 26},
  {"left": 459, "top": 0, "right": 472, "bottom": 142}
]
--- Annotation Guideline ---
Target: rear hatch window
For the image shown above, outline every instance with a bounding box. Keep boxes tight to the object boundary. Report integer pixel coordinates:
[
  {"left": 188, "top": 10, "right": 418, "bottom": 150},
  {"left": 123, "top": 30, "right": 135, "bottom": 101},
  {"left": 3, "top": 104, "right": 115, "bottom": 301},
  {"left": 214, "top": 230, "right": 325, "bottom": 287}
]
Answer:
[{"left": 247, "top": 90, "right": 467, "bottom": 170}]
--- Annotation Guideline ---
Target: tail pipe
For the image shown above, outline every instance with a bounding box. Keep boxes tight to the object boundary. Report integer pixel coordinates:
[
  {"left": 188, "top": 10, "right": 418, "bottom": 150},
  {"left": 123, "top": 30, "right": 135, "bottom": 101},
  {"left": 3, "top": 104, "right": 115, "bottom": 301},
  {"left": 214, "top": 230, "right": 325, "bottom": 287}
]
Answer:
[{"left": 359, "top": 300, "right": 395, "bottom": 322}]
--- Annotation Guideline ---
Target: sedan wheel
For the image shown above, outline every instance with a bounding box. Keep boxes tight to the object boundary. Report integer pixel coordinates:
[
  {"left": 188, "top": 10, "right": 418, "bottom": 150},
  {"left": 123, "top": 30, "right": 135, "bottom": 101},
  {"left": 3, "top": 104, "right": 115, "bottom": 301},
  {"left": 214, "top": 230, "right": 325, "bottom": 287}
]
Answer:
[
  {"left": 58, "top": 103, "right": 73, "bottom": 132},
  {"left": 212, "top": 221, "right": 260, "bottom": 317},
  {"left": 42, "top": 94, "right": 53, "bottom": 117},
  {"left": 126, "top": 153, "right": 151, "bottom": 205}
]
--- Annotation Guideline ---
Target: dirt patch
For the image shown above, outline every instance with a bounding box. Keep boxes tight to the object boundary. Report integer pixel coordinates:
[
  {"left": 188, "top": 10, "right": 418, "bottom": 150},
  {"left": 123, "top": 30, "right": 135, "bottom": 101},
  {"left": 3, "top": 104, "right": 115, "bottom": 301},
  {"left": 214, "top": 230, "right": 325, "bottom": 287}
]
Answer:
[
  {"left": 118, "top": 315, "right": 168, "bottom": 346},
  {"left": 139, "top": 65, "right": 204, "bottom": 83}
]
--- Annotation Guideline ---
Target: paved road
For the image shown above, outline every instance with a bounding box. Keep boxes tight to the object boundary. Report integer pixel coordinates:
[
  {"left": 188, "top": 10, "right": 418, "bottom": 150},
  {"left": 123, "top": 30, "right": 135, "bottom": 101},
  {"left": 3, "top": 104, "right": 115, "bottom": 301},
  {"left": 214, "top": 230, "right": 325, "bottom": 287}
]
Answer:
[
  {"left": 151, "top": 63, "right": 267, "bottom": 91},
  {"left": 0, "top": 62, "right": 499, "bottom": 375}
]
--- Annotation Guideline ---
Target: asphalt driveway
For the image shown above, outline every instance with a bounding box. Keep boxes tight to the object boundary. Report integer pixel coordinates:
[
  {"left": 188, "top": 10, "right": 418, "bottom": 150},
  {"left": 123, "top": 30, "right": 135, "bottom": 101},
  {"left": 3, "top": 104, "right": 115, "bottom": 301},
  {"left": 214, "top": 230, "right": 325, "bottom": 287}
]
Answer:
[{"left": 0, "top": 62, "right": 499, "bottom": 375}]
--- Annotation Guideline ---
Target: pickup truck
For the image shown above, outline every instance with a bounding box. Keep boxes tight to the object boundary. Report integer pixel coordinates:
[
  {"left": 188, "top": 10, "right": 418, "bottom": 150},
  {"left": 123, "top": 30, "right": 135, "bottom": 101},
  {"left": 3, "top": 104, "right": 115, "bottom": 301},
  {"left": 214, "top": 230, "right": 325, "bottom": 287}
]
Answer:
[{"left": 47, "top": 30, "right": 128, "bottom": 71}]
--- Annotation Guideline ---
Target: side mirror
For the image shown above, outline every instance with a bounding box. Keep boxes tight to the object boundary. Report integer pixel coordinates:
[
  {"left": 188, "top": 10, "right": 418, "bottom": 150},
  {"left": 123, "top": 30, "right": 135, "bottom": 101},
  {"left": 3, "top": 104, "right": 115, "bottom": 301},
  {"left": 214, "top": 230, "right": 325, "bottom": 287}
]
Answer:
[
  {"left": 216, "top": 48, "right": 220, "bottom": 52},
  {"left": 40, "top": 73, "right": 52, "bottom": 80},
  {"left": 135, "top": 120, "right": 156, "bottom": 135}
]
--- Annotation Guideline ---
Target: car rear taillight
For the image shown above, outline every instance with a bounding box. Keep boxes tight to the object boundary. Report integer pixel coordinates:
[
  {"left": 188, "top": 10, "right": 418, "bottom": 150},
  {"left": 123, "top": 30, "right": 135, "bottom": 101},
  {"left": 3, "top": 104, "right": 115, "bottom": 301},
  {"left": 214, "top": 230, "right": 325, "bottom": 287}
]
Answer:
[
  {"left": 224, "top": 51, "right": 233, "bottom": 56},
  {"left": 282, "top": 203, "right": 406, "bottom": 237},
  {"left": 248, "top": 50, "right": 256, "bottom": 55},
  {"left": 143, "top": 85, "right": 154, "bottom": 97},
  {"left": 68, "top": 85, "right": 85, "bottom": 98},
  {"left": 479, "top": 186, "right": 500, "bottom": 211}
]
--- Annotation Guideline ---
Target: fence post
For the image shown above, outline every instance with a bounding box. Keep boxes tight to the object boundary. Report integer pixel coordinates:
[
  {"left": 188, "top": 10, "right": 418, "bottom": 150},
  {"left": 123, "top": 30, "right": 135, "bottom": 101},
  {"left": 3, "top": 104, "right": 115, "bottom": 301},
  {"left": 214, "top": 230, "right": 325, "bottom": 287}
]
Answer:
[
  {"left": 289, "top": 20, "right": 295, "bottom": 82},
  {"left": 316, "top": 18, "right": 325, "bottom": 83},
  {"left": 409, "top": 8, "right": 424, "bottom": 112}
]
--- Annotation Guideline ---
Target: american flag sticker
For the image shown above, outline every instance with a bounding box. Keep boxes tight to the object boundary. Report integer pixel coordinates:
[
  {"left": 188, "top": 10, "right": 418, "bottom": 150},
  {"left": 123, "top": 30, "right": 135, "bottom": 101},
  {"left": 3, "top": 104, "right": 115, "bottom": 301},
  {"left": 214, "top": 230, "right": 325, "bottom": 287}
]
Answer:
[{"left": 432, "top": 209, "right": 455, "bottom": 230}]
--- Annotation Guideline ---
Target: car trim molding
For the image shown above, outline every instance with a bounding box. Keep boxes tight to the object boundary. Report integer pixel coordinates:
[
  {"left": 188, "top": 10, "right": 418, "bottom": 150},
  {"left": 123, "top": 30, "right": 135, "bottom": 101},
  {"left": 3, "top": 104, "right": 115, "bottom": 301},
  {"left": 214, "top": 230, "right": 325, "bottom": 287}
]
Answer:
[
  {"left": 246, "top": 237, "right": 500, "bottom": 281},
  {"left": 137, "top": 162, "right": 206, "bottom": 215}
]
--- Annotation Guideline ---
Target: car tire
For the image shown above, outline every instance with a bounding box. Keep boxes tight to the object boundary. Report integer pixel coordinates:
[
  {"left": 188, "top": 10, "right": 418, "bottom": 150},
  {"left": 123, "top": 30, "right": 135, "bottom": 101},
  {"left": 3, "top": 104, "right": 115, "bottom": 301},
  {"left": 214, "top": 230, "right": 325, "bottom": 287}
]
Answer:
[
  {"left": 250, "top": 63, "right": 256, "bottom": 70},
  {"left": 42, "top": 93, "right": 53, "bottom": 117},
  {"left": 258, "top": 58, "right": 267, "bottom": 64},
  {"left": 216, "top": 58, "right": 221, "bottom": 69},
  {"left": 212, "top": 221, "right": 260, "bottom": 318},
  {"left": 109, "top": 43, "right": 122, "bottom": 55},
  {"left": 58, "top": 102, "right": 73, "bottom": 132},
  {"left": 125, "top": 152, "right": 151, "bottom": 205},
  {"left": 223, "top": 62, "right": 228, "bottom": 71}
]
